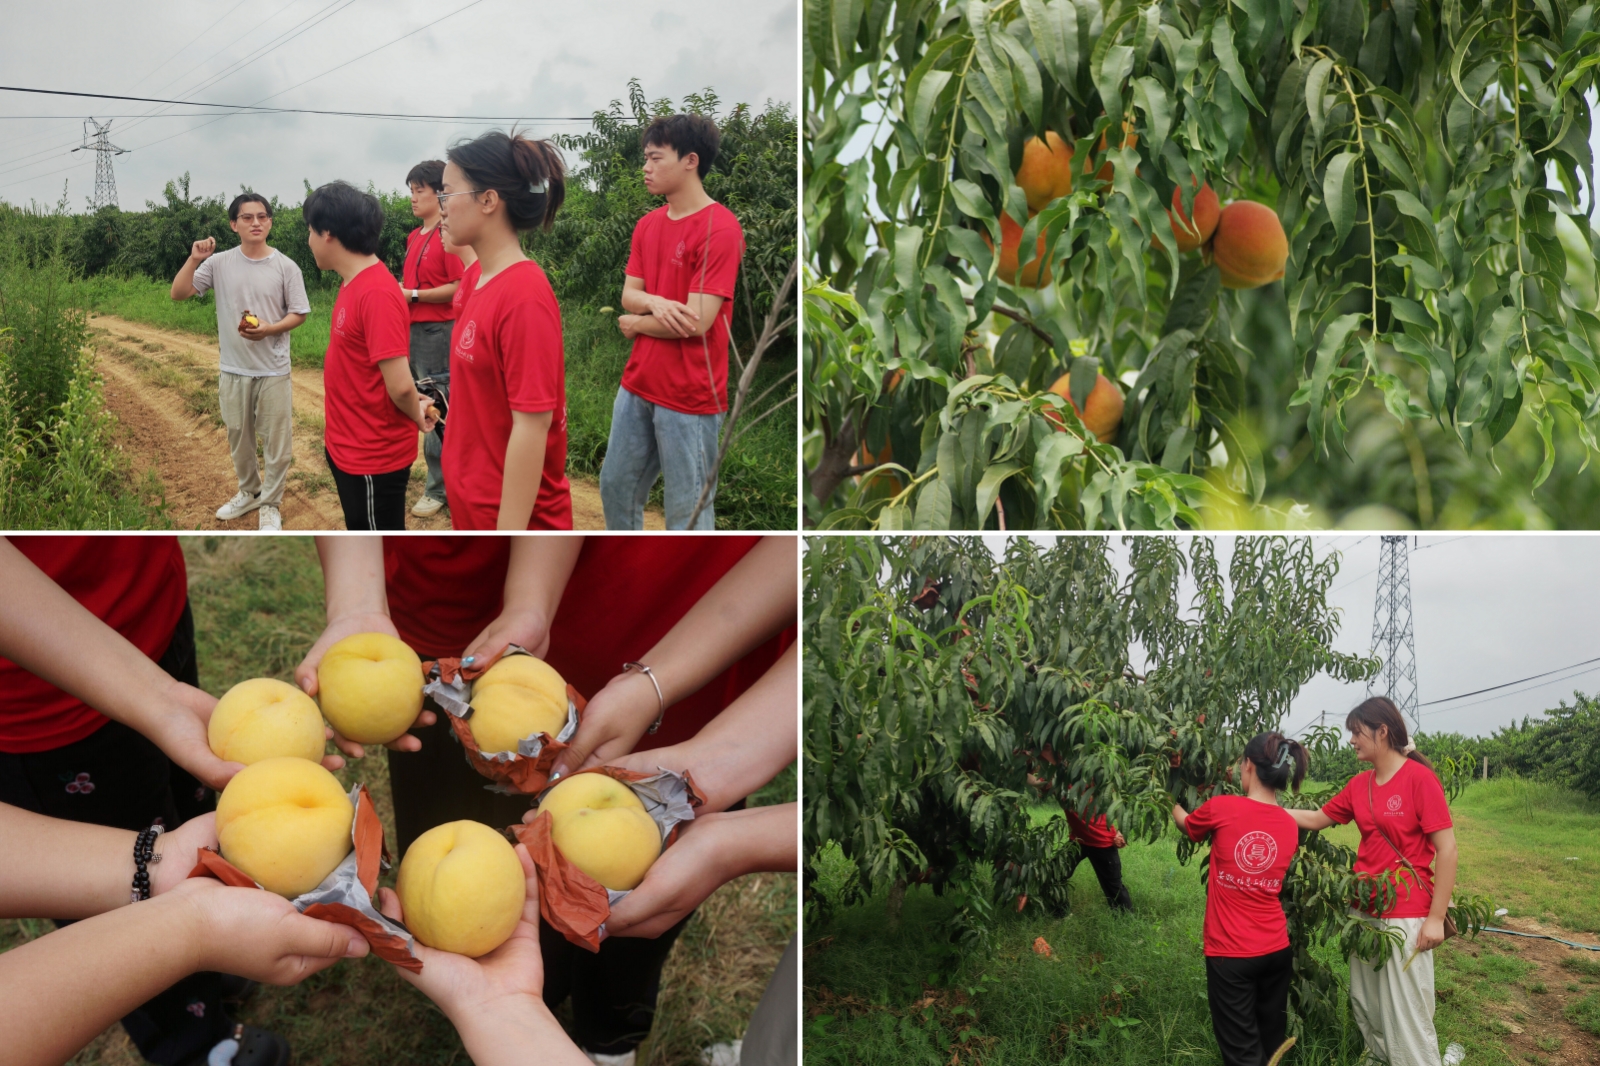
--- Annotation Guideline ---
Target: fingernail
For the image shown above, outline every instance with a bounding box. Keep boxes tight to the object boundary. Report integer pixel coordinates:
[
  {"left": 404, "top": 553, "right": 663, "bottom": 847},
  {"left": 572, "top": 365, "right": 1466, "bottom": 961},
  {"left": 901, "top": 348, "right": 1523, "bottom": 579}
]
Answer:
[
  {"left": 547, "top": 770, "right": 563, "bottom": 784},
  {"left": 462, "top": 655, "right": 476, "bottom": 665}
]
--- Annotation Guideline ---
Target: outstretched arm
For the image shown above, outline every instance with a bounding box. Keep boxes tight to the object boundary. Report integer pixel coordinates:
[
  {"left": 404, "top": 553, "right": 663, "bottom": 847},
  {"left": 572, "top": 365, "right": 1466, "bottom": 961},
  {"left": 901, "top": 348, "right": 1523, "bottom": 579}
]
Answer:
[
  {"left": 549, "top": 536, "right": 797, "bottom": 778},
  {"left": 0, "top": 538, "right": 242, "bottom": 790},
  {"left": 0, "top": 877, "right": 364, "bottom": 1066},
  {"left": 1287, "top": 807, "right": 1337, "bottom": 831}
]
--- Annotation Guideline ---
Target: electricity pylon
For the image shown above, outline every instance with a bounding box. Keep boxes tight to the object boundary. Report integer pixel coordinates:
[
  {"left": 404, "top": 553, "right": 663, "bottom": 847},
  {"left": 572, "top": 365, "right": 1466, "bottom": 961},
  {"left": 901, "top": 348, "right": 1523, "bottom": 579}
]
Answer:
[
  {"left": 72, "top": 119, "right": 127, "bottom": 210},
  {"left": 1368, "top": 535, "right": 1421, "bottom": 734}
]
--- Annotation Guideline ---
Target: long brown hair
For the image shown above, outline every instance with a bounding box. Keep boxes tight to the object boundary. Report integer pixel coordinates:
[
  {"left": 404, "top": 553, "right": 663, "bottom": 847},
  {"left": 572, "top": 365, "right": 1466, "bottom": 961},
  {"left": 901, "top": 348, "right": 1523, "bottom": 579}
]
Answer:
[{"left": 1345, "top": 696, "right": 1434, "bottom": 769}]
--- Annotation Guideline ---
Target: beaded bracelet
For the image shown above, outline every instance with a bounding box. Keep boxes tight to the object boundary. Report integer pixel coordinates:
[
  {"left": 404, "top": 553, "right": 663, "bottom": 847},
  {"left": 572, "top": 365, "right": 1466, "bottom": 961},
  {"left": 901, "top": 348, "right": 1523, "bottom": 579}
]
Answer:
[{"left": 131, "top": 824, "right": 165, "bottom": 903}]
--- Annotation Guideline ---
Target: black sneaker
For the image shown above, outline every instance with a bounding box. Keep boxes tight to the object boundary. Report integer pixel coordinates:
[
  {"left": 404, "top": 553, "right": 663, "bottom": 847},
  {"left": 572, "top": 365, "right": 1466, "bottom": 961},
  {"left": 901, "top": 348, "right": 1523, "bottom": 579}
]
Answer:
[{"left": 190, "top": 1023, "right": 291, "bottom": 1066}]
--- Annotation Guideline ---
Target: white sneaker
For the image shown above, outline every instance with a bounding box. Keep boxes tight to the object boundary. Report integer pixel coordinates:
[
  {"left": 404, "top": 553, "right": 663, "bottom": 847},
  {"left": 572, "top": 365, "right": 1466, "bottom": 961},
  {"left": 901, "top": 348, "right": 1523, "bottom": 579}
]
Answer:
[
  {"left": 700, "top": 1041, "right": 742, "bottom": 1066},
  {"left": 1443, "top": 1043, "right": 1466, "bottom": 1066},
  {"left": 257, "top": 505, "right": 281, "bottom": 531},
  {"left": 216, "top": 490, "right": 262, "bottom": 520},
  {"left": 584, "top": 1052, "right": 635, "bottom": 1066},
  {"left": 411, "top": 495, "right": 445, "bottom": 517}
]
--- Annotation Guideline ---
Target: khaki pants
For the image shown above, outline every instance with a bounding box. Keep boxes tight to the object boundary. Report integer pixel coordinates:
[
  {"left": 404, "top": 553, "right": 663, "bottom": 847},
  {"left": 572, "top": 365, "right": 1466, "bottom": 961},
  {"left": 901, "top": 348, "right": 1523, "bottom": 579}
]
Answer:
[
  {"left": 1348, "top": 914, "right": 1443, "bottom": 1066},
  {"left": 218, "top": 371, "right": 292, "bottom": 507}
]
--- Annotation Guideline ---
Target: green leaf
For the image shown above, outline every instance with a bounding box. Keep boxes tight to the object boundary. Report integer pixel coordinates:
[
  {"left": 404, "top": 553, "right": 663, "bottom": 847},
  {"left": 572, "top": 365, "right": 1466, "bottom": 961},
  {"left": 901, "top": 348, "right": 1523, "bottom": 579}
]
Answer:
[
  {"left": 1021, "top": 0, "right": 1075, "bottom": 87},
  {"left": 913, "top": 477, "right": 953, "bottom": 530},
  {"left": 1304, "top": 57, "right": 1335, "bottom": 140},
  {"left": 910, "top": 70, "right": 954, "bottom": 143},
  {"left": 1307, "top": 314, "right": 1363, "bottom": 451},
  {"left": 1323, "top": 150, "right": 1359, "bottom": 248},
  {"left": 1032, "top": 429, "right": 1084, "bottom": 514},
  {"left": 1211, "top": 18, "right": 1264, "bottom": 113},
  {"left": 1132, "top": 77, "right": 1171, "bottom": 157},
  {"left": 975, "top": 462, "right": 1024, "bottom": 527},
  {"left": 1391, "top": 254, "right": 1444, "bottom": 290}
]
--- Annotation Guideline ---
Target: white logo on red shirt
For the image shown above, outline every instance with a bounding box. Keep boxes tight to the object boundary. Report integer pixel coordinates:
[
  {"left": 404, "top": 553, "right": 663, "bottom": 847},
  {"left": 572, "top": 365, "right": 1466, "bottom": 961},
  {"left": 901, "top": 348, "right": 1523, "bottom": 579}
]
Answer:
[
  {"left": 1235, "top": 831, "right": 1279, "bottom": 875},
  {"left": 1387, "top": 795, "right": 1403, "bottom": 812},
  {"left": 672, "top": 239, "right": 686, "bottom": 266},
  {"left": 335, "top": 306, "right": 347, "bottom": 332},
  {"left": 460, "top": 320, "right": 477, "bottom": 350}
]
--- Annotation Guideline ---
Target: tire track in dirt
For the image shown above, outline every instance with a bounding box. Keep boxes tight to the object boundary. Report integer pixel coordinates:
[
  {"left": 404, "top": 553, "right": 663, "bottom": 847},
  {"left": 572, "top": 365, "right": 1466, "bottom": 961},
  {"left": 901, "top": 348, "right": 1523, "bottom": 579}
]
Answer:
[{"left": 89, "top": 314, "right": 659, "bottom": 530}]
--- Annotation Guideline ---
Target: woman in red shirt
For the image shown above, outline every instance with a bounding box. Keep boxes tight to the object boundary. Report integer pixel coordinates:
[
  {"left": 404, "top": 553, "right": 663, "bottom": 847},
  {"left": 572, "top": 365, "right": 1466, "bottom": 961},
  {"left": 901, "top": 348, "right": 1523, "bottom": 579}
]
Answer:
[
  {"left": 1173, "top": 731, "right": 1307, "bottom": 1066},
  {"left": 436, "top": 130, "right": 573, "bottom": 529},
  {"left": 1288, "top": 698, "right": 1460, "bottom": 1066}
]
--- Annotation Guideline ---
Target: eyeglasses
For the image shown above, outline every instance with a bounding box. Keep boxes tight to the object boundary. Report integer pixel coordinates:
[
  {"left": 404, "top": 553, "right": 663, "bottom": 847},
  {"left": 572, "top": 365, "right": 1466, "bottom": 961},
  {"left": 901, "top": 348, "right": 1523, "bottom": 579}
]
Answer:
[{"left": 435, "top": 189, "right": 478, "bottom": 207}]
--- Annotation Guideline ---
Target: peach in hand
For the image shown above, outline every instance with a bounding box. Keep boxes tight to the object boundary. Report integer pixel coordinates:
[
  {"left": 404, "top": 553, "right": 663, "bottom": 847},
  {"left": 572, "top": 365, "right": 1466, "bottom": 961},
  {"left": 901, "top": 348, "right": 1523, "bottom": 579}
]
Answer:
[
  {"left": 539, "top": 773, "right": 662, "bottom": 891},
  {"left": 396, "top": 820, "right": 526, "bottom": 957},
  {"left": 317, "top": 633, "right": 424, "bottom": 745},
  {"left": 216, "top": 757, "right": 353, "bottom": 897},
  {"left": 208, "top": 678, "right": 327, "bottom": 765}
]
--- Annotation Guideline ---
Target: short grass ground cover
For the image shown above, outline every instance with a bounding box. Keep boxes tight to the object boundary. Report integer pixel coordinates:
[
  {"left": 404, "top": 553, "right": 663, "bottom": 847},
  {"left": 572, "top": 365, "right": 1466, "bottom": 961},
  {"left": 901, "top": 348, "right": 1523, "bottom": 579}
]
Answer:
[
  {"left": 72, "top": 275, "right": 796, "bottom": 529},
  {"left": 807, "top": 782, "right": 1600, "bottom": 1065},
  {"left": 0, "top": 536, "right": 796, "bottom": 1066}
]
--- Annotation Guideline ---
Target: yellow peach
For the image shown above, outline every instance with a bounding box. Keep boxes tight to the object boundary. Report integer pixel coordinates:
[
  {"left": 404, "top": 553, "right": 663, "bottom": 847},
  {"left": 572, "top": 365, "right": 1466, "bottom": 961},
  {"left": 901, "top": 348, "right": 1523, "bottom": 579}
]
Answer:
[
  {"left": 208, "top": 678, "right": 326, "bottom": 765},
  {"left": 540, "top": 774, "right": 662, "bottom": 891},
  {"left": 468, "top": 656, "right": 570, "bottom": 754},
  {"left": 397, "top": 820, "right": 526, "bottom": 957},
  {"left": 216, "top": 757, "right": 353, "bottom": 897},
  {"left": 317, "top": 633, "right": 424, "bottom": 745}
]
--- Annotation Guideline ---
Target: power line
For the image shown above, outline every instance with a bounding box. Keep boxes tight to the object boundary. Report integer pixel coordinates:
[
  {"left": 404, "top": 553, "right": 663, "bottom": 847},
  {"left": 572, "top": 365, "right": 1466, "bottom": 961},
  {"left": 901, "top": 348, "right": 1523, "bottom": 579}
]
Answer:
[
  {"left": 1421, "top": 661, "right": 1600, "bottom": 715},
  {"left": 1418, "top": 653, "right": 1600, "bottom": 707},
  {"left": 126, "top": 0, "right": 252, "bottom": 93},
  {"left": 0, "top": 85, "right": 595, "bottom": 122}
]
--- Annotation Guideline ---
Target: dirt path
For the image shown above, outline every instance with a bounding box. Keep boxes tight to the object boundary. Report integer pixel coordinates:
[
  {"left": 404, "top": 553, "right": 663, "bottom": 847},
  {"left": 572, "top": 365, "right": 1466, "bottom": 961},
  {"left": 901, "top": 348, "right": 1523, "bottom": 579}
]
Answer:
[
  {"left": 88, "top": 314, "right": 661, "bottom": 531},
  {"left": 1442, "top": 915, "right": 1600, "bottom": 1065}
]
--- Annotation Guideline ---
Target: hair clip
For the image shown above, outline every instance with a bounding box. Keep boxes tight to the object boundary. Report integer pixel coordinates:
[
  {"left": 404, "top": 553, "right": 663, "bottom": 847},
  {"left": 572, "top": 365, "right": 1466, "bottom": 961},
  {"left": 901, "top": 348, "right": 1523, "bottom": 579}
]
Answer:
[{"left": 528, "top": 180, "right": 548, "bottom": 195}]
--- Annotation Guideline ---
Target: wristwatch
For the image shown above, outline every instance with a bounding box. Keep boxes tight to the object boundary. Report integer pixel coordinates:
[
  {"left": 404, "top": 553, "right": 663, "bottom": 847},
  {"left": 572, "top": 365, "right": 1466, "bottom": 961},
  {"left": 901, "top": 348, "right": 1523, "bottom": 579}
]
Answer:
[{"left": 409, "top": 289, "right": 420, "bottom": 303}]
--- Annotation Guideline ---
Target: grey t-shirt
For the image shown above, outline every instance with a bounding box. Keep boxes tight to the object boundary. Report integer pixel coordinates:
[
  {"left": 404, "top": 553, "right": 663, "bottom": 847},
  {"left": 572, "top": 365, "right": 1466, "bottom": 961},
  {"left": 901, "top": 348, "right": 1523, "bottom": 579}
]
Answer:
[{"left": 191, "top": 246, "right": 312, "bottom": 376}]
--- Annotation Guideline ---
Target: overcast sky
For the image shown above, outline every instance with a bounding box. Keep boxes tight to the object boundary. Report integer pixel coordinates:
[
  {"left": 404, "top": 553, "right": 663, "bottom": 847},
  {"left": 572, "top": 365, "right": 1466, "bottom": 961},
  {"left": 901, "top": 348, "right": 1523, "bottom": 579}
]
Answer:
[
  {"left": 975, "top": 534, "right": 1600, "bottom": 739},
  {"left": 0, "top": 0, "right": 796, "bottom": 211}
]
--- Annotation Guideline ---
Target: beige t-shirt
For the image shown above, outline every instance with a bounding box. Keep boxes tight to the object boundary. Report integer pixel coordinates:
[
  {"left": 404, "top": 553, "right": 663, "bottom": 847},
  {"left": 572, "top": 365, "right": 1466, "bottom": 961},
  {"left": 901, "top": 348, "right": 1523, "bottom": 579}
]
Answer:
[{"left": 191, "top": 246, "right": 312, "bottom": 376}]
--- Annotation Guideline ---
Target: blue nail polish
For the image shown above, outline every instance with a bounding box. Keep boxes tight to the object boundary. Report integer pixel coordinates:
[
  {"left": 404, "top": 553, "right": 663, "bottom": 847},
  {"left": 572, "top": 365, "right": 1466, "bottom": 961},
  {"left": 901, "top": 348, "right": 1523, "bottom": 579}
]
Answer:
[{"left": 462, "top": 655, "right": 476, "bottom": 665}]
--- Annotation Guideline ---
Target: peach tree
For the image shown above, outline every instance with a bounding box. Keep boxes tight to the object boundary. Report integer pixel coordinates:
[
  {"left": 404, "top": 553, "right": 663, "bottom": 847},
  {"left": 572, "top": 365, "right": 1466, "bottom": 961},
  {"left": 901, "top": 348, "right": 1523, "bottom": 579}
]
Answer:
[
  {"left": 804, "top": 534, "right": 1491, "bottom": 1032},
  {"left": 803, "top": 0, "right": 1600, "bottom": 529}
]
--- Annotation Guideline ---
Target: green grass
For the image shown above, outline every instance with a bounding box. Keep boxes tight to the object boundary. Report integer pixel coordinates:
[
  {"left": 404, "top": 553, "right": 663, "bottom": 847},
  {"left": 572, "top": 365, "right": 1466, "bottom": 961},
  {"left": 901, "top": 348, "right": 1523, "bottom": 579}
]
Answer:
[
  {"left": 0, "top": 537, "right": 795, "bottom": 1066},
  {"left": 806, "top": 781, "right": 1600, "bottom": 1065},
  {"left": 72, "top": 274, "right": 797, "bottom": 530}
]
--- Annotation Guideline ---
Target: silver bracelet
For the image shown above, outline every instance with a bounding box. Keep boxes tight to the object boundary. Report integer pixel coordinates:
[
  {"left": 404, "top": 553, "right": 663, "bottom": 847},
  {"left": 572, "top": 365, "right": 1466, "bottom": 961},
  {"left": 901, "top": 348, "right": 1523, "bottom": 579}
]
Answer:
[{"left": 621, "top": 661, "right": 666, "bottom": 734}]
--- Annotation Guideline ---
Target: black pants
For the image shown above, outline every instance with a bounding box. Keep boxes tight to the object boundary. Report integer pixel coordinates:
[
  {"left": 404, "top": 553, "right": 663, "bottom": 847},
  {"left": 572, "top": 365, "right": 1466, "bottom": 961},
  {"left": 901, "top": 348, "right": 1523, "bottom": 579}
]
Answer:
[
  {"left": 325, "top": 447, "right": 411, "bottom": 530},
  {"left": 0, "top": 603, "right": 227, "bottom": 1066},
  {"left": 1205, "top": 948, "right": 1293, "bottom": 1066},
  {"left": 387, "top": 697, "right": 693, "bottom": 1054},
  {"left": 1066, "top": 844, "right": 1134, "bottom": 912}
]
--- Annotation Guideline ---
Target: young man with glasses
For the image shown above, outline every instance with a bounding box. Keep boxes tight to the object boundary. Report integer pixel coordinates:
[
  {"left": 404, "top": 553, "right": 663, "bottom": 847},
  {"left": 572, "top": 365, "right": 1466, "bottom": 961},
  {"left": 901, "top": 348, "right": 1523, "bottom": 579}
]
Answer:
[
  {"left": 170, "top": 192, "right": 310, "bottom": 531},
  {"left": 400, "top": 160, "right": 465, "bottom": 518}
]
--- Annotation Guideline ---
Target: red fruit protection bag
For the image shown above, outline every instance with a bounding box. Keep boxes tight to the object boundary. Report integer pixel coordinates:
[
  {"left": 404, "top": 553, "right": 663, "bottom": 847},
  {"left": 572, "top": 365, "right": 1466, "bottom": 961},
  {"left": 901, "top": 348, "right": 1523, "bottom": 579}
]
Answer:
[
  {"left": 513, "top": 766, "right": 702, "bottom": 952},
  {"left": 423, "top": 645, "right": 585, "bottom": 795},
  {"left": 186, "top": 783, "right": 422, "bottom": 972}
]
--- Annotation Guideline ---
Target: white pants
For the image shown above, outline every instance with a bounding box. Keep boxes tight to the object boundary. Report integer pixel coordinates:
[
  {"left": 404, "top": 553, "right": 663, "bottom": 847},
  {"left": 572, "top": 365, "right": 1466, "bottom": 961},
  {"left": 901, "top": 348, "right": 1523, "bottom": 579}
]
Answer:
[{"left": 1348, "top": 915, "right": 1442, "bottom": 1066}]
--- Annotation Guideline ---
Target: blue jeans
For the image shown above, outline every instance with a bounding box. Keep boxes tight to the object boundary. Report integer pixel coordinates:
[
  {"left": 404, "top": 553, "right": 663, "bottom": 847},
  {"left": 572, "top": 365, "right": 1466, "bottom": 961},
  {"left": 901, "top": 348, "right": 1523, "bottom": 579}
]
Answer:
[{"left": 599, "top": 387, "right": 721, "bottom": 530}]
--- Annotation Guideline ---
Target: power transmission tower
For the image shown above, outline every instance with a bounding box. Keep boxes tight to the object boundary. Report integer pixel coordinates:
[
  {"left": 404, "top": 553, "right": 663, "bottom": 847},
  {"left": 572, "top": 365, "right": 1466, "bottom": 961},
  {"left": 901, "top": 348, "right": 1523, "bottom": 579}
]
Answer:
[
  {"left": 1368, "top": 535, "right": 1421, "bottom": 734},
  {"left": 72, "top": 118, "right": 128, "bottom": 211}
]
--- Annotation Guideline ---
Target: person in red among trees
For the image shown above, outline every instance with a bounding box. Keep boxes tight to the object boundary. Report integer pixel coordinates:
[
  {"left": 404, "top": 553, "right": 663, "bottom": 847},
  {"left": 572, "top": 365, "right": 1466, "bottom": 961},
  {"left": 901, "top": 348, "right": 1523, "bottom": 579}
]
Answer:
[
  {"left": 600, "top": 113, "right": 745, "bottom": 530},
  {"left": 400, "top": 159, "right": 467, "bottom": 519},
  {"left": 0, "top": 537, "right": 353, "bottom": 1066},
  {"left": 294, "top": 534, "right": 795, "bottom": 1066},
  {"left": 306, "top": 180, "right": 438, "bottom": 530},
  {"left": 1062, "top": 799, "right": 1134, "bottom": 913},
  {"left": 1173, "top": 731, "right": 1308, "bottom": 1066},
  {"left": 435, "top": 130, "right": 572, "bottom": 530},
  {"left": 1287, "top": 698, "right": 1463, "bottom": 1066}
]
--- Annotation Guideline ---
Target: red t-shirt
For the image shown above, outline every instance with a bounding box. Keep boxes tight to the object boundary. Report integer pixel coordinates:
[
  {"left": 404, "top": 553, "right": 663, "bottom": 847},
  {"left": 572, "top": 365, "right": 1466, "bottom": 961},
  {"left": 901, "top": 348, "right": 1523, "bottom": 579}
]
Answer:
[
  {"left": 381, "top": 536, "right": 793, "bottom": 752},
  {"left": 0, "top": 537, "right": 187, "bottom": 753},
  {"left": 1066, "top": 809, "right": 1120, "bottom": 848},
  {"left": 442, "top": 259, "right": 571, "bottom": 530},
  {"left": 1184, "top": 796, "right": 1300, "bottom": 957},
  {"left": 1322, "top": 760, "right": 1453, "bottom": 918},
  {"left": 450, "top": 260, "right": 480, "bottom": 319},
  {"left": 402, "top": 226, "right": 465, "bottom": 323},
  {"left": 620, "top": 203, "right": 743, "bottom": 416},
  {"left": 323, "top": 262, "right": 418, "bottom": 475}
]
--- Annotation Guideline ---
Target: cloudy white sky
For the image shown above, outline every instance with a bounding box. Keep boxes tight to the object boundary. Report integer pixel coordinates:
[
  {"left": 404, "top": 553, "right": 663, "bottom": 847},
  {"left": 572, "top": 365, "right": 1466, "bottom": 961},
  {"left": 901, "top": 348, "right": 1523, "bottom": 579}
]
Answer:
[
  {"left": 975, "top": 534, "right": 1600, "bottom": 739},
  {"left": 0, "top": 0, "right": 796, "bottom": 210}
]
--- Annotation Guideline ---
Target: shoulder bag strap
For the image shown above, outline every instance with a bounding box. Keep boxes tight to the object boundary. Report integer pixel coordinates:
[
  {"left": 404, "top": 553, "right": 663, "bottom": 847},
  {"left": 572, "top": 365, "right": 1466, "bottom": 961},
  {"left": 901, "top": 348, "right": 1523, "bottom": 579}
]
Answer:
[{"left": 1368, "top": 771, "right": 1457, "bottom": 937}]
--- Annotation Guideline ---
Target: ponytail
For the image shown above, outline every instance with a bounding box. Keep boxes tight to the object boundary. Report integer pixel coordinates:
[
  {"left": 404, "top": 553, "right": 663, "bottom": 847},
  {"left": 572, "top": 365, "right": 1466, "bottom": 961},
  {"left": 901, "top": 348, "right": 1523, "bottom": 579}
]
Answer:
[
  {"left": 1243, "top": 731, "right": 1308, "bottom": 793},
  {"left": 445, "top": 128, "right": 567, "bottom": 232},
  {"left": 1345, "top": 696, "right": 1434, "bottom": 770}
]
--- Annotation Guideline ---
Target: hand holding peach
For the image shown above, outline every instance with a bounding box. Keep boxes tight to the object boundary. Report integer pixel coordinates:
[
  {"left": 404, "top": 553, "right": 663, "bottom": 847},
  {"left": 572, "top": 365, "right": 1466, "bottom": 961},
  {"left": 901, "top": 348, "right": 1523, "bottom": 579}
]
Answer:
[
  {"left": 316, "top": 633, "right": 425, "bottom": 745},
  {"left": 215, "top": 757, "right": 354, "bottom": 897}
]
